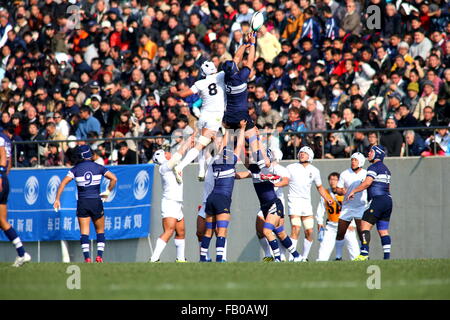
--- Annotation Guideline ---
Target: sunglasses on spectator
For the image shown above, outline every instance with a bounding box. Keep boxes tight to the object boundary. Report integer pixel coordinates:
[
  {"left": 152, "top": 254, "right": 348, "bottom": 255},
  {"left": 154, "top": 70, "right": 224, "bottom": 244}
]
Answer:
[
  {"left": 53, "top": 116, "right": 61, "bottom": 119},
  {"left": 145, "top": 121, "right": 154, "bottom": 124}
]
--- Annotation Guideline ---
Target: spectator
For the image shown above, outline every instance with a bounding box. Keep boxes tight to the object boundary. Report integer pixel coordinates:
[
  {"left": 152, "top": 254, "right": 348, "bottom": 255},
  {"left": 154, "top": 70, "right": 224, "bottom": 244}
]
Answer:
[
  {"left": 351, "top": 95, "right": 369, "bottom": 126},
  {"left": 404, "top": 130, "right": 428, "bottom": 156},
  {"left": 424, "top": 123, "right": 450, "bottom": 156},
  {"left": 340, "top": 0, "right": 362, "bottom": 35},
  {"left": 305, "top": 98, "right": 326, "bottom": 131},
  {"left": 283, "top": 133, "right": 305, "bottom": 160},
  {"left": 282, "top": 2, "right": 304, "bottom": 48},
  {"left": 256, "top": 25, "right": 281, "bottom": 63},
  {"left": 283, "top": 107, "right": 307, "bottom": 134},
  {"left": 380, "top": 117, "right": 403, "bottom": 156},
  {"left": 118, "top": 141, "right": 138, "bottom": 165},
  {"left": 415, "top": 80, "right": 438, "bottom": 121},
  {"left": 396, "top": 104, "right": 419, "bottom": 128},
  {"left": 367, "top": 131, "right": 379, "bottom": 154},
  {"left": 418, "top": 106, "right": 439, "bottom": 140},
  {"left": 324, "top": 132, "right": 347, "bottom": 159},
  {"left": 257, "top": 100, "right": 282, "bottom": 128},
  {"left": 338, "top": 107, "right": 362, "bottom": 153},
  {"left": 404, "top": 82, "right": 421, "bottom": 115},
  {"left": 44, "top": 143, "right": 63, "bottom": 167},
  {"left": 75, "top": 106, "right": 101, "bottom": 139}
]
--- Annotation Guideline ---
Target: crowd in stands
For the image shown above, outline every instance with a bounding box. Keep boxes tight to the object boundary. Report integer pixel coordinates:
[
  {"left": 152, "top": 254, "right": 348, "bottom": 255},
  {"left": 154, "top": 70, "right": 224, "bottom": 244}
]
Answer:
[{"left": 0, "top": 0, "right": 449, "bottom": 167}]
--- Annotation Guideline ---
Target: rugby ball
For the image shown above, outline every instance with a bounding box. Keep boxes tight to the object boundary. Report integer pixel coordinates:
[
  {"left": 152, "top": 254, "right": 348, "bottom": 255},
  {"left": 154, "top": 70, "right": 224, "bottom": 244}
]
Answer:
[{"left": 250, "top": 11, "right": 265, "bottom": 32}]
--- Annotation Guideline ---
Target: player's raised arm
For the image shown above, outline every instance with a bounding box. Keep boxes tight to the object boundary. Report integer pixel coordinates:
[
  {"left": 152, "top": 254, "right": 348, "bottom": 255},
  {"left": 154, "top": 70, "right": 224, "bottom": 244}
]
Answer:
[
  {"left": 347, "top": 176, "right": 374, "bottom": 200},
  {"left": 235, "top": 120, "right": 247, "bottom": 157},
  {"left": 245, "top": 32, "right": 256, "bottom": 70},
  {"left": 316, "top": 184, "right": 333, "bottom": 206},
  {"left": 170, "top": 86, "right": 195, "bottom": 98},
  {"left": 53, "top": 175, "right": 74, "bottom": 212}
]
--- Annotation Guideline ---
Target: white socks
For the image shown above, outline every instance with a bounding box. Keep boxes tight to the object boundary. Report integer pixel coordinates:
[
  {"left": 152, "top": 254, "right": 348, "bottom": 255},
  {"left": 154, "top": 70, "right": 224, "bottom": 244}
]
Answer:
[
  {"left": 335, "top": 239, "right": 345, "bottom": 259},
  {"left": 174, "top": 238, "right": 186, "bottom": 261},
  {"left": 150, "top": 238, "right": 167, "bottom": 262},
  {"left": 303, "top": 239, "right": 313, "bottom": 260},
  {"left": 198, "top": 149, "right": 206, "bottom": 177},
  {"left": 178, "top": 148, "right": 200, "bottom": 171},
  {"left": 259, "top": 237, "right": 272, "bottom": 257}
]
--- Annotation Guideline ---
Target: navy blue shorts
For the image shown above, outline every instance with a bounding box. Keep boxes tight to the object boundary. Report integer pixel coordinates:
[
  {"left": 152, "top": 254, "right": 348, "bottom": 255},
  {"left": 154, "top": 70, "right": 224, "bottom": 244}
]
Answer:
[
  {"left": 205, "top": 193, "right": 232, "bottom": 216},
  {"left": 0, "top": 173, "right": 9, "bottom": 205},
  {"left": 261, "top": 198, "right": 284, "bottom": 219},
  {"left": 363, "top": 195, "right": 393, "bottom": 227},
  {"left": 77, "top": 198, "right": 104, "bottom": 220},
  {"left": 223, "top": 112, "right": 255, "bottom": 130}
]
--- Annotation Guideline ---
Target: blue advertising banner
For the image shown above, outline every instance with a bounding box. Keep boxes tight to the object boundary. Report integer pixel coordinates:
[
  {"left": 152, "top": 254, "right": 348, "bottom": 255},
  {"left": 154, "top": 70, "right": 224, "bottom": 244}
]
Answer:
[{"left": 0, "top": 164, "right": 154, "bottom": 242}]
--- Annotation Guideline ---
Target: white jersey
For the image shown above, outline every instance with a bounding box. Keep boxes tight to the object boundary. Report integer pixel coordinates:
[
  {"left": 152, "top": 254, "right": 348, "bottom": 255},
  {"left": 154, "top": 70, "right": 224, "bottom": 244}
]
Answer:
[
  {"left": 159, "top": 163, "right": 183, "bottom": 202},
  {"left": 286, "top": 163, "right": 322, "bottom": 200},
  {"left": 0, "top": 135, "right": 11, "bottom": 159},
  {"left": 202, "top": 157, "right": 215, "bottom": 203},
  {"left": 273, "top": 163, "right": 289, "bottom": 201},
  {"left": 337, "top": 168, "right": 368, "bottom": 209},
  {"left": 190, "top": 71, "right": 226, "bottom": 114}
]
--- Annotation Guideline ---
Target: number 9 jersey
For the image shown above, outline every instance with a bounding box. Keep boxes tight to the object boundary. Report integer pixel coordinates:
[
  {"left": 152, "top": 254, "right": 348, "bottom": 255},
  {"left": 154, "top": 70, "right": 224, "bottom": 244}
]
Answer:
[{"left": 67, "top": 161, "right": 110, "bottom": 199}]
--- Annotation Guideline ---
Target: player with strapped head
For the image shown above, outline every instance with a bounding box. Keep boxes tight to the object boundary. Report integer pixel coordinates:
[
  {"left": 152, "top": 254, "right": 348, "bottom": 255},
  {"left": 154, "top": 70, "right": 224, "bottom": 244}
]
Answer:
[
  {"left": 348, "top": 145, "right": 393, "bottom": 261},
  {"left": 236, "top": 148, "right": 302, "bottom": 262},
  {"left": 171, "top": 60, "right": 226, "bottom": 183},
  {"left": 0, "top": 125, "right": 31, "bottom": 267},
  {"left": 200, "top": 120, "right": 247, "bottom": 262},
  {"left": 221, "top": 32, "right": 270, "bottom": 170},
  {"left": 54, "top": 145, "right": 117, "bottom": 263},
  {"left": 333, "top": 152, "right": 368, "bottom": 260},
  {"left": 315, "top": 172, "right": 360, "bottom": 261},
  {"left": 150, "top": 135, "right": 194, "bottom": 262},
  {"left": 285, "top": 146, "right": 334, "bottom": 261}
]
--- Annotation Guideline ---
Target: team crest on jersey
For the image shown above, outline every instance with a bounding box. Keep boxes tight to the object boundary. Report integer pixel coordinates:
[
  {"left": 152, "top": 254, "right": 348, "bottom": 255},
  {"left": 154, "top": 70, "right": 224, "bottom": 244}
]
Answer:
[{"left": 309, "top": 173, "right": 312, "bottom": 179}]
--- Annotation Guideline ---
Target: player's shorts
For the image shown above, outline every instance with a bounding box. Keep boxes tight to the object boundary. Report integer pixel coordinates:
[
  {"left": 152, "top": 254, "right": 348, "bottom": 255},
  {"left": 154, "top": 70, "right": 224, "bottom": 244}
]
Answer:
[
  {"left": 205, "top": 193, "right": 232, "bottom": 216},
  {"left": 362, "top": 195, "right": 393, "bottom": 226},
  {"left": 77, "top": 198, "right": 104, "bottom": 220},
  {"left": 197, "top": 112, "right": 223, "bottom": 132},
  {"left": 288, "top": 197, "right": 313, "bottom": 217},
  {"left": 260, "top": 198, "right": 284, "bottom": 219},
  {"left": 223, "top": 111, "right": 255, "bottom": 131},
  {"left": 198, "top": 202, "right": 206, "bottom": 219},
  {"left": 339, "top": 206, "right": 366, "bottom": 222},
  {"left": 161, "top": 198, "right": 184, "bottom": 221},
  {"left": 0, "top": 173, "right": 9, "bottom": 205}
]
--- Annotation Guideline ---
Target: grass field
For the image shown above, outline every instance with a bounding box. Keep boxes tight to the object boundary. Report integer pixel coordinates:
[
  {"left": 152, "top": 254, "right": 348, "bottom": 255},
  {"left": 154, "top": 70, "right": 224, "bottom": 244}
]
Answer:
[{"left": 1, "top": 259, "right": 449, "bottom": 300}]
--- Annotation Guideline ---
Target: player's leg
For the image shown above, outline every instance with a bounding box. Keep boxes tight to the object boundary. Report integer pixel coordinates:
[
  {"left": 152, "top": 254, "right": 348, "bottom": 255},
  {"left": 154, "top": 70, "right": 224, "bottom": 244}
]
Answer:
[
  {"left": 276, "top": 225, "right": 302, "bottom": 261},
  {"left": 344, "top": 224, "right": 361, "bottom": 260},
  {"left": 376, "top": 197, "right": 393, "bottom": 260},
  {"left": 215, "top": 212, "right": 230, "bottom": 262},
  {"left": 262, "top": 208, "right": 283, "bottom": 262},
  {"left": 317, "top": 224, "right": 337, "bottom": 261},
  {"left": 174, "top": 218, "right": 187, "bottom": 262},
  {"left": 150, "top": 217, "right": 177, "bottom": 262},
  {"left": 278, "top": 217, "right": 287, "bottom": 261},
  {"left": 196, "top": 208, "right": 211, "bottom": 261},
  {"left": 0, "top": 204, "right": 30, "bottom": 266},
  {"left": 92, "top": 214, "right": 105, "bottom": 262},
  {"left": 301, "top": 215, "right": 314, "bottom": 261},
  {"left": 256, "top": 211, "right": 273, "bottom": 261},
  {"left": 335, "top": 218, "right": 351, "bottom": 260},
  {"left": 245, "top": 126, "right": 270, "bottom": 168},
  {"left": 78, "top": 216, "right": 92, "bottom": 262}
]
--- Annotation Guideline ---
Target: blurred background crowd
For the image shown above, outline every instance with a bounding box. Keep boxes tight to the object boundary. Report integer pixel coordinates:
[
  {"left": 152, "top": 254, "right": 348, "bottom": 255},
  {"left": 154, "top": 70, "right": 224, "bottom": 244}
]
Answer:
[{"left": 0, "top": 0, "right": 449, "bottom": 167}]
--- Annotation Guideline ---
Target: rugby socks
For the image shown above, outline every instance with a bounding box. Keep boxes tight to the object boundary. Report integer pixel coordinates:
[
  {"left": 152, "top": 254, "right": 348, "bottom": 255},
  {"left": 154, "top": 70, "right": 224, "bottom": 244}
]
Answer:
[
  {"left": 259, "top": 237, "right": 272, "bottom": 258},
  {"left": 4, "top": 227, "right": 25, "bottom": 257},
  {"left": 222, "top": 238, "right": 228, "bottom": 261},
  {"left": 178, "top": 148, "right": 200, "bottom": 171},
  {"left": 80, "top": 234, "right": 90, "bottom": 260},
  {"left": 216, "top": 236, "right": 226, "bottom": 262},
  {"left": 302, "top": 239, "right": 313, "bottom": 260},
  {"left": 199, "top": 241, "right": 210, "bottom": 261},
  {"left": 335, "top": 239, "right": 345, "bottom": 259},
  {"left": 150, "top": 238, "right": 167, "bottom": 262},
  {"left": 174, "top": 238, "right": 186, "bottom": 261},
  {"left": 360, "top": 230, "right": 371, "bottom": 256},
  {"left": 198, "top": 149, "right": 206, "bottom": 177},
  {"left": 96, "top": 233, "right": 105, "bottom": 258},
  {"left": 381, "top": 235, "right": 391, "bottom": 260},
  {"left": 268, "top": 239, "right": 281, "bottom": 262},
  {"left": 279, "top": 241, "right": 287, "bottom": 261},
  {"left": 288, "top": 238, "right": 298, "bottom": 261},
  {"left": 280, "top": 236, "right": 300, "bottom": 258},
  {"left": 200, "top": 236, "right": 212, "bottom": 262}
]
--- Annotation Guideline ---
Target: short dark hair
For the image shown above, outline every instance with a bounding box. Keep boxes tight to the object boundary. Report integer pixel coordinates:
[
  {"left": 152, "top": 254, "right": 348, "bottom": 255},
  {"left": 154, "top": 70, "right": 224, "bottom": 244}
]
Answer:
[{"left": 328, "top": 172, "right": 340, "bottom": 180}]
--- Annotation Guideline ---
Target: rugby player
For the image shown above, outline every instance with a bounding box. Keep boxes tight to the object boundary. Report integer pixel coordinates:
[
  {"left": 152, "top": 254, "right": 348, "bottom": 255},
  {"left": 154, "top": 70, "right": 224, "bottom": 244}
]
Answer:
[
  {"left": 171, "top": 60, "right": 226, "bottom": 183},
  {"left": 348, "top": 145, "right": 393, "bottom": 261},
  {"left": 54, "top": 145, "right": 117, "bottom": 263},
  {"left": 0, "top": 125, "right": 31, "bottom": 267},
  {"left": 334, "top": 152, "right": 367, "bottom": 260},
  {"left": 316, "top": 172, "right": 360, "bottom": 261}
]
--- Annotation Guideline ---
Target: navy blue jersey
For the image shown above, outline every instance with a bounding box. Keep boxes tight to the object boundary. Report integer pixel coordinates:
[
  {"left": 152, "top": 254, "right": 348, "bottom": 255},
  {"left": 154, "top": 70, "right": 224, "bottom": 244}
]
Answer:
[
  {"left": 0, "top": 132, "right": 12, "bottom": 168},
  {"left": 211, "top": 148, "right": 238, "bottom": 198},
  {"left": 68, "top": 160, "right": 109, "bottom": 199},
  {"left": 366, "top": 161, "right": 391, "bottom": 200},
  {"left": 248, "top": 164, "right": 278, "bottom": 207},
  {"left": 224, "top": 63, "right": 251, "bottom": 116}
]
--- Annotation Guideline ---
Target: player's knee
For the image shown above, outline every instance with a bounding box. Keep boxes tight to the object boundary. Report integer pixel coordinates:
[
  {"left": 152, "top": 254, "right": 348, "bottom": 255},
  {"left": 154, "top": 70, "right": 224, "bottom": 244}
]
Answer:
[
  {"left": 291, "top": 224, "right": 301, "bottom": 236},
  {"left": 198, "top": 135, "right": 212, "bottom": 147},
  {"left": 256, "top": 229, "right": 264, "bottom": 239},
  {"left": 196, "top": 229, "right": 205, "bottom": 240}
]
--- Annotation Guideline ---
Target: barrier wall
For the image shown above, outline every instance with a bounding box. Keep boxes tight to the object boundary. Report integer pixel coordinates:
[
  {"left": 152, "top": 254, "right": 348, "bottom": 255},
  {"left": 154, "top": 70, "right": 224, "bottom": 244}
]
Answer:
[{"left": 1, "top": 157, "right": 449, "bottom": 262}]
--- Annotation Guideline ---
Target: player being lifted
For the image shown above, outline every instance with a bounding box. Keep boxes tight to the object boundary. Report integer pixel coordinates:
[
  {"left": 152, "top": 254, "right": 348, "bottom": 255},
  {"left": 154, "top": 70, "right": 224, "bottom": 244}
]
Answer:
[
  {"left": 0, "top": 125, "right": 31, "bottom": 267},
  {"left": 221, "top": 32, "right": 270, "bottom": 170},
  {"left": 54, "top": 145, "right": 117, "bottom": 263},
  {"left": 334, "top": 152, "right": 368, "bottom": 260},
  {"left": 150, "top": 135, "right": 194, "bottom": 262},
  {"left": 284, "top": 147, "right": 334, "bottom": 261},
  {"left": 171, "top": 60, "right": 226, "bottom": 183},
  {"left": 348, "top": 146, "right": 393, "bottom": 261},
  {"left": 200, "top": 120, "right": 246, "bottom": 262},
  {"left": 315, "top": 172, "right": 360, "bottom": 261},
  {"left": 236, "top": 148, "right": 302, "bottom": 262}
]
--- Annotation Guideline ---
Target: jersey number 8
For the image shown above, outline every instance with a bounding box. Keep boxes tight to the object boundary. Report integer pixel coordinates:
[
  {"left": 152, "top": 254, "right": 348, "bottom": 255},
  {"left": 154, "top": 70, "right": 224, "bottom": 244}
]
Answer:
[{"left": 208, "top": 83, "right": 217, "bottom": 96}]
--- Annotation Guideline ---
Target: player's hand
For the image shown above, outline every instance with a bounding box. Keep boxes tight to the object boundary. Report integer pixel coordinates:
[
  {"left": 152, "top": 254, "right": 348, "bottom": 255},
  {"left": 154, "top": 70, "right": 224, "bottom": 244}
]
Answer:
[
  {"left": 248, "top": 32, "right": 256, "bottom": 44},
  {"left": 318, "top": 224, "right": 324, "bottom": 232},
  {"left": 53, "top": 199, "right": 60, "bottom": 212},
  {"left": 326, "top": 198, "right": 333, "bottom": 206},
  {"left": 347, "top": 192, "right": 355, "bottom": 201},
  {"left": 100, "top": 189, "right": 111, "bottom": 202}
]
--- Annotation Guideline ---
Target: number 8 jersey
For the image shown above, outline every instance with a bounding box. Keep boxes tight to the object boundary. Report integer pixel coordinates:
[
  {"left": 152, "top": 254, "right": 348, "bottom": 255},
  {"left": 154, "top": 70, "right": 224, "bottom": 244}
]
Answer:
[
  {"left": 190, "top": 71, "right": 226, "bottom": 114},
  {"left": 67, "top": 161, "right": 110, "bottom": 199}
]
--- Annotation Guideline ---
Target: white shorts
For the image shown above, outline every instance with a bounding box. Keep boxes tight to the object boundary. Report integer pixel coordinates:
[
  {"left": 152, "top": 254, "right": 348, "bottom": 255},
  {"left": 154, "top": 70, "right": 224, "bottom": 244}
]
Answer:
[
  {"left": 288, "top": 198, "right": 313, "bottom": 217},
  {"left": 339, "top": 206, "right": 365, "bottom": 222},
  {"left": 198, "top": 202, "right": 206, "bottom": 219},
  {"left": 161, "top": 198, "right": 184, "bottom": 221},
  {"left": 197, "top": 112, "right": 223, "bottom": 132}
]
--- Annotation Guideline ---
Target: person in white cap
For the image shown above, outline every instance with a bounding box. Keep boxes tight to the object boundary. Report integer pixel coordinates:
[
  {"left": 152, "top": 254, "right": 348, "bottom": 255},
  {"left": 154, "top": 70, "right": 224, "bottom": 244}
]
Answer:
[
  {"left": 334, "top": 152, "right": 368, "bottom": 260},
  {"left": 284, "top": 146, "right": 334, "bottom": 261},
  {"left": 170, "top": 60, "right": 226, "bottom": 183},
  {"left": 149, "top": 135, "right": 194, "bottom": 262}
]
